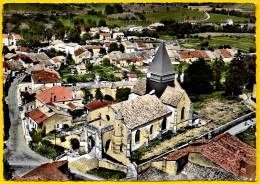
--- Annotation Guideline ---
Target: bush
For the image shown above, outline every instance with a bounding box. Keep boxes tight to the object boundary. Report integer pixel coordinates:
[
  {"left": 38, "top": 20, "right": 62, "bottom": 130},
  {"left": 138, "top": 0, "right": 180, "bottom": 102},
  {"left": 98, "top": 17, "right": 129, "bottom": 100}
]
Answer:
[
  {"left": 60, "top": 135, "right": 66, "bottom": 142},
  {"left": 70, "top": 138, "right": 80, "bottom": 150}
]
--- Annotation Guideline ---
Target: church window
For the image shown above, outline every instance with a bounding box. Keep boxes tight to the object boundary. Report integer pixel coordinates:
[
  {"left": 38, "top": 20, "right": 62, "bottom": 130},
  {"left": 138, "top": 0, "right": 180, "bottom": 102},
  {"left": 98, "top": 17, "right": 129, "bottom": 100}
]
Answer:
[
  {"left": 162, "top": 117, "right": 167, "bottom": 130},
  {"left": 150, "top": 125, "right": 153, "bottom": 134},
  {"left": 181, "top": 107, "right": 185, "bottom": 120},
  {"left": 106, "top": 115, "right": 110, "bottom": 121},
  {"left": 120, "top": 144, "right": 123, "bottom": 152},
  {"left": 135, "top": 130, "right": 140, "bottom": 144}
]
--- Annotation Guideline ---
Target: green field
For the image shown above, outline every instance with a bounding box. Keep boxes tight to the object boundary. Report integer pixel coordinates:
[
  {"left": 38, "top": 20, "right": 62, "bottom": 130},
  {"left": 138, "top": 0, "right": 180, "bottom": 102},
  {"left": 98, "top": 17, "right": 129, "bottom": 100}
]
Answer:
[
  {"left": 209, "top": 3, "right": 255, "bottom": 11},
  {"left": 59, "top": 14, "right": 103, "bottom": 28},
  {"left": 107, "top": 20, "right": 151, "bottom": 27},
  {"left": 180, "top": 36, "right": 255, "bottom": 53},
  {"left": 142, "top": 10, "right": 205, "bottom": 22},
  {"left": 204, "top": 13, "right": 250, "bottom": 23}
]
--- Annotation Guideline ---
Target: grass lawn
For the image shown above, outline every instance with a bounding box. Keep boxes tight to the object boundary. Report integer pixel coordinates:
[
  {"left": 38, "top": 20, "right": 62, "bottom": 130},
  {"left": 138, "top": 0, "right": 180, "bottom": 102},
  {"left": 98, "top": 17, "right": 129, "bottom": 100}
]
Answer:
[
  {"left": 179, "top": 36, "right": 255, "bottom": 53},
  {"left": 142, "top": 10, "right": 204, "bottom": 22},
  {"left": 209, "top": 3, "right": 255, "bottom": 11},
  {"left": 59, "top": 14, "right": 102, "bottom": 28},
  {"left": 159, "top": 35, "right": 177, "bottom": 41},
  {"left": 236, "top": 124, "right": 256, "bottom": 148},
  {"left": 87, "top": 167, "right": 126, "bottom": 179},
  {"left": 204, "top": 13, "right": 250, "bottom": 23},
  {"left": 107, "top": 20, "right": 151, "bottom": 27}
]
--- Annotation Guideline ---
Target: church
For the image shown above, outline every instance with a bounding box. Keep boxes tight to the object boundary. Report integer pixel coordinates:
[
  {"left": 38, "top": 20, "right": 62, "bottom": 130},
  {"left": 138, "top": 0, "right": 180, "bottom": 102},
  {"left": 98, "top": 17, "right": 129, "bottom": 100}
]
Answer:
[{"left": 82, "top": 42, "right": 193, "bottom": 164}]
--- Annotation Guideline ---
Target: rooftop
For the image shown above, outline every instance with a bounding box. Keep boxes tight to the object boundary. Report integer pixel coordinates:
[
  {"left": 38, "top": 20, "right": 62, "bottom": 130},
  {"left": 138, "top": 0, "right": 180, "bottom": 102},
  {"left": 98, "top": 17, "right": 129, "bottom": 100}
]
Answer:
[
  {"left": 31, "top": 70, "right": 61, "bottom": 84},
  {"left": 85, "top": 100, "right": 115, "bottom": 111}
]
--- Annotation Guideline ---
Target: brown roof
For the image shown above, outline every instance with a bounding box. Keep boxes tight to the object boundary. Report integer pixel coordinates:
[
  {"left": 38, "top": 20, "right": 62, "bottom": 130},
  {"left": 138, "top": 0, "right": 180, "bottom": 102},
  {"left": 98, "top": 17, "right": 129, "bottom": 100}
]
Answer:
[
  {"left": 160, "top": 86, "right": 185, "bottom": 107},
  {"left": 85, "top": 100, "right": 115, "bottom": 111},
  {"left": 105, "top": 42, "right": 111, "bottom": 47},
  {"left": 86, "top": 45, "right": 102, "bottom": 49},
  {"left": 2, "top": 34, "right": 8, "bottom": 38},
  {"left": 6, "top": 61, "right": 24, "bottom": 70},
  {"left": 159, "top": 133, "right": 256, "bottom": 181},
  {"left": 101, "top": 33, "right": 111, "bottom": 37},
  {"left": 17, "top": 47, "right": 33, "bottom": 52},
  {"left": 179, "top": 50, "right": 211, "bottom": 60},
  {"left": 131, "top": 79, "right": 146, "bottom": 96},
  {"left": 67, "top": 102, "right": 76, "bottom": 109},
  {"left": 137, "top": 42, "right": 146, "bottom": 47},
  {"left": 74, "top": 48, "right": 85, "bottom": 57},
  {"left": 129, "top": 74, "right": 137, "bottom": 78},
  {"left": 14, "top": 34, "right": 22, "bottom": 39},
  {"left": 35, "top": 85, "right": 81, "bottom": 104},
  {"left": 27, "top": 109, "right": 49, "bottom": 124},
  {"left": 3, "top": 62, "right": 11, "bottom": 70},
  {"left": 219, "top": 49, "right": 232, "bottom": 58},
  {"left": 110, "top": 94, "right": 171, "bottom": 129},
  {"left": 32, "top": 70, "right": 61, "bottom": 84},
  {"left": 14, "top": 161, "right": 70, "bottom": 181}
]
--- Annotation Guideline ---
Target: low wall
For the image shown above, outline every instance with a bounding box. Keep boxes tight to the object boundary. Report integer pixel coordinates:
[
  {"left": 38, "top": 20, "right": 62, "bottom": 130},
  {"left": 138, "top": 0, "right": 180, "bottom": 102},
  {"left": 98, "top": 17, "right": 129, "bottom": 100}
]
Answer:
[{"left": 99, "top": 159, "right": 127, "bottom": 173}]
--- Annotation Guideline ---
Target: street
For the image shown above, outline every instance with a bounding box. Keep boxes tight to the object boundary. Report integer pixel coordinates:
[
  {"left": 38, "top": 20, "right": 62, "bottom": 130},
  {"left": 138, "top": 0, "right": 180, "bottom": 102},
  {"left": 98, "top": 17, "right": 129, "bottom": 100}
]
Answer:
[{"left": 3, "top": 77, "right": 50, "bottom": 176}]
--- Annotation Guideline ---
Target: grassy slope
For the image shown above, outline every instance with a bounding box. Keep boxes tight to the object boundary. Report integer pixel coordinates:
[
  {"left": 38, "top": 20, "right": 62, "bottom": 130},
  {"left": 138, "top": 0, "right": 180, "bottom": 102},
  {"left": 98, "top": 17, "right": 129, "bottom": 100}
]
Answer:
[
  {"left": 180, "top": 36, "right": 255, "bottom": 53},
  {"left": 236, "top": 125, "right": 256, "bottom": 148},
  {"left": 143, "top": 10, "right": 205, "bottom": 22},
  {"left": 204, "top": 13, "right": 250, "bottom": 23},
  {"left": 209, "top": 3, "right": 255, "bottom": 11}
]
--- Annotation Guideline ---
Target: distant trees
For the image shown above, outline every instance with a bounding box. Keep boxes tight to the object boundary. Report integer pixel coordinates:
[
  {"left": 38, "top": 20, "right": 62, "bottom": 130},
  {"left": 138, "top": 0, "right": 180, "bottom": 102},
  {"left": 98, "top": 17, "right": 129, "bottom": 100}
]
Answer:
[
  {"left": 183, "top": 58, "right": 214, "bottom": 95},
  {"left": 224, "top": 54, "right": 256, "bottom": 96},
  {"left": 105, "top": 4, "right": 123, "bottom": 15},
  {"left": 109, "top": 42, "right": 119, "bottom": 53},
  {"left": 98, "top": 19, "right": 107, "bottom": 27}
]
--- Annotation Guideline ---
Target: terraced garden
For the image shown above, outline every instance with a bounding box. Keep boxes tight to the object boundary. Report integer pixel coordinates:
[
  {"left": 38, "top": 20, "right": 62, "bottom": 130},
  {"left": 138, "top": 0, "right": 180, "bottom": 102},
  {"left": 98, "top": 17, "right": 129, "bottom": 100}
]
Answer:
[{"left": 180, "top": 36, "right": 255, "bottom": 53}]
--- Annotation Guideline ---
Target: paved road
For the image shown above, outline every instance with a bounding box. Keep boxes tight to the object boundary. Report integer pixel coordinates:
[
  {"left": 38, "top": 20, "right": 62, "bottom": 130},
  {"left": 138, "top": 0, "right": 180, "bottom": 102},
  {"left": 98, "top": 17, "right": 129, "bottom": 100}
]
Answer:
[
  {"left": 4, "top": 76, "right": 50, "bottom": 176},
  {"left": 226, "top": 118, "right": 256, "bottom": 135}
]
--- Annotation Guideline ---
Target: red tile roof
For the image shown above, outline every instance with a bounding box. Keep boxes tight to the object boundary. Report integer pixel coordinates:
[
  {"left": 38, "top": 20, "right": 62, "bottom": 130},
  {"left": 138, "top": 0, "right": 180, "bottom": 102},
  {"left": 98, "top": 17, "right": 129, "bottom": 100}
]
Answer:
[
  {"left": 86, "top": 45, "right": 103, "bottom": 49},
  {"left": 158, "top": 133, "right": 256, "bottom": 181},
  {"left": 27, "top": 109, "right": 49, "bottom": 124},
  {"left": 85, "top": 100, "right": 115, "bottom": 111},
  {"left": 3, "top": 62, "right": 11, "bottom": 70},
  {"left": 105, "top": 42, "right": 111, "bottom": 47},
  {"left": 2, "top": 34, "right": 8, "bottom": 38},
  {"left": 137, "top": 42, "right": 146, "bottom": 47},
  {"left": 17, "top": 47, "right": 33, "bottom": 52},
  {"left": 109, "top": 38, "right": 115, "bottom": 41},
  {"left": 219, "top": 49, "right": 232, "bottom": 58},
  {"left": 81, "top": 28, "right": 86, "bottom": 32},
  {"left": 67, "top": 102, "right": 76, "bottom": 109},
  {"left": 101, "top": 33, "right": 111, "bottom": 37},
  {"left": 32, "top": 70, "right": 61, "bottom": 84},
  {"left": 2, "top": 74, "right": 8, "bottom": 81},
  {"left": 35, "top": 85, "right": 81, "bottom": 104},
  {"left": 179, "top": 50, "right": 211, "bottom": 61},
  {"left": 129, "top": 74, "right": 137, "bottom": 78},
  {"left": 14, "top": 161, "right": 70, "bottom": 181},
  {"left": 74, "top": 48, "right": 85, "bottom": 57},
  {"left": 19, "top": 54, "right": 34, "bottom": 63},
  {"left": 14, "top": 34, "right": 22, "bottom": 39},
  {"left": 52, "top": 58, "right": 60, "bottom": 63},
  {"left": 188, "top": 20, "right": 197, "bottom": 23}
]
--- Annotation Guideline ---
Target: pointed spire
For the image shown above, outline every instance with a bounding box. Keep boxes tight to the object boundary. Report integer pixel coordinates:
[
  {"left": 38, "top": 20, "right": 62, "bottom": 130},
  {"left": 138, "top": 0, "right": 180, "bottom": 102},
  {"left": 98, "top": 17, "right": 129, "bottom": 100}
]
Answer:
[{"left": 148, "top": 42, "right": 175, "bottom": 75}]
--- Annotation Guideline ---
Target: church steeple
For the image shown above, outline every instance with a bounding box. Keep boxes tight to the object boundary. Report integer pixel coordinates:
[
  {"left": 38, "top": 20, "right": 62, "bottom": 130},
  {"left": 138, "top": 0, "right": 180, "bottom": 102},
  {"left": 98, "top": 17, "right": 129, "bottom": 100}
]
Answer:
[{"left": 146, "top": 42, "right": 175, "bottom": 97}]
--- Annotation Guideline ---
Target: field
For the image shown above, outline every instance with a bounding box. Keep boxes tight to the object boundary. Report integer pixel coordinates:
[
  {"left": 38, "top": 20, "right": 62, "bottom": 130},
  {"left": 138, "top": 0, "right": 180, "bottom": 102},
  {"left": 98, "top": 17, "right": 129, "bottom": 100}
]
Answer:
[
  {"left": 179, "top": 36, "right": 255, "bottom": 53},
  {"left": 209, "top": 3, "right": 255, "bottom": 11},
  {"left": 59, "top": 14, "right": 103, "bottom": 28},
  {"left": 142, "top": 10, "right": 205, "bottom": 22},
  {"left": 204, "top": 13, "right": 250, "bottom": 23}
]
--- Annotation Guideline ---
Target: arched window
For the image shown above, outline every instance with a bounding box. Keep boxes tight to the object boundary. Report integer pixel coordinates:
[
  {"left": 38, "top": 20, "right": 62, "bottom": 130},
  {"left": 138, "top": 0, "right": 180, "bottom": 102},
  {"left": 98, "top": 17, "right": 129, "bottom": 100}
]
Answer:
[
  {"left": 181, "top": 107, "right": 185, "bottom": 120},
  {"left": 120, "top": 144, "right": 123, "bottom": 152},
  {"left": 162, "top": 117, "right": 167, "bottom": 130},
  {"left": 150, "top": 125, "right": 153, "bottom": 134},
  {"left": 135, "top": 130, "right": 140, "bottom": 143},
  {"left": 106, "top": 115, "right": 110, "bottom": 121}
]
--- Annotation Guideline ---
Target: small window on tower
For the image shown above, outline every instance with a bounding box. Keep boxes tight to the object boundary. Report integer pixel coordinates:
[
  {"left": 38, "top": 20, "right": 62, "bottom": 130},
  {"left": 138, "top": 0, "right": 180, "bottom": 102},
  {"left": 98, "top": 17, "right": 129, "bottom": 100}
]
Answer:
[{"left": 106, "top": 115, "right": 110, "bottom": 121}]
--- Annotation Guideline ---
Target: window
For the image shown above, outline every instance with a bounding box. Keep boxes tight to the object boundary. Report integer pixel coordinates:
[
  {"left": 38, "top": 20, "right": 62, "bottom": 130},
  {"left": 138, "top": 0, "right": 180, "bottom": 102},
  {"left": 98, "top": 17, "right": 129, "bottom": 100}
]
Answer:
[
  {"left": 120, "top": 144, "right": 123, "bottom": 152},
  {"left": 181, "top": 107, "right": 185, "bottom": 120},
  {"left": 150, "top": 125, "right": 153, "bottom": 134},
  {"left": 106, "top": 115, "right": 110, "bottom": 121},
  {"left": 162, "top": 118, "right": 167, "bottom": 130},
  {"left": 135, "top": 130, "right": 140, "bottom": 144}
]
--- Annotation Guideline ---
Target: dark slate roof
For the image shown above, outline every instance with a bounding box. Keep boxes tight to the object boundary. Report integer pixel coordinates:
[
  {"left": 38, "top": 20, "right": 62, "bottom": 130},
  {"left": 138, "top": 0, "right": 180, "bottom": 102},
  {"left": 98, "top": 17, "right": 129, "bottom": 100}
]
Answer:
[{"left": 148, "top": 42, "right": 175, "bottom": 75}]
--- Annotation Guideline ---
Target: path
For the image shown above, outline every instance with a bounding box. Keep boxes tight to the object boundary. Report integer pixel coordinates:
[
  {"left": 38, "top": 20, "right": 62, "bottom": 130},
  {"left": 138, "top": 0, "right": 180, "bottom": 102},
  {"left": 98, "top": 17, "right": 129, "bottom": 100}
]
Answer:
[
  {"left": 3, "top": 76, "right": 50, "bottom": 176},
  {"left": 226, "top": 118, "right": 256, "bottom": 135}
]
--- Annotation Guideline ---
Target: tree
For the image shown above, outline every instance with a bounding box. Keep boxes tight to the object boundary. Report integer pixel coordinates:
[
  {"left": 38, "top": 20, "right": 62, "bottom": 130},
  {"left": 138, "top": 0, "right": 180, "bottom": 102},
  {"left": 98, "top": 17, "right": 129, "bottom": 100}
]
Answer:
[
  {"left": 116, "top": 88, "right": 131, "bottom": 101},
  {"left": 105, "top": 4, "right": 114, "bottom": 15},
  {"left": 80, "top": 33, "right": 92, "bottom": 45},
  {"left": 224, "top": 55, "right": 256, "bottom": 96},
  {"left": 212, "top": 57, "right": 224, "bottom": 91},
  {"left": 183, "top": 58, "right": 214, "bottom": 94},
  {"left": 95, "top": 88, "right": 103, "bottom": 101},
  {"left": 66, "top": 53, "right": 75, "bottom": 66},
  {"left": 108, "top": 42, "right": 119, "bottom": 53},
  {"left": 99, "top": 48, "right": 107, "bottom": 55},
  {"left": 81, "top": 88, "right": 93, "bottom": 103},
  {"left": 86, "top": 62, "right": 93, "bottom": 71},
  {"left": 2, "top": 46, "right": 10, "bottom": 55},
  {"left": 129, "top": 65, "right": 137, "bottom": 73},
  {"left": 98, "top": 19, "right": 107, "bottom": 27},
  {"left": 119, "top": 43, "right": 125, "bottom": 53},
  {"left": 103, "top": 58, "right": 110, "bottom": 66}
]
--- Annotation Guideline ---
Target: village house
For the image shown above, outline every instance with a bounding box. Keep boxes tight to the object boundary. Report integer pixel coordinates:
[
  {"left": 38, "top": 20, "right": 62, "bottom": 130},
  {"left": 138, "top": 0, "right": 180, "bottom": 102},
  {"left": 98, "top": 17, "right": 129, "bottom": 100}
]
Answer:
[
  {"left": 65, "top": 43, "right": 81, "bottom": 57},
  {"left": 114, "top": 58, "right": 146, "bottom": 67},
  {"left": 80, "top": 27, "right": 86, "bottom": 37},
  {"left": 2, "top": 33, "right": 9, "bottom": 46},
  {"left": 3, "top": 33, "right": 22, "bottom": 46},
  {"left": 51, "top": 56, "right": 66, "bottom": 68},
  {"left": 74, "top": 48, "right": 91, "bottom": 64},
  {"left": 99, "top": 33, "right": 111, "bottom": 41},
  {"left": 34, "top": 85, "right": 81, "bottom": 108},
  {"left": 28, "top": 52, "right": 52, "bottom": 66},
  {"left": 14, "top": 161, "right": 70, "bottom": 181},
  {"left": 178, "top": 50, "right": 211, "bottom": 63},
  {"left": 214, "top": 49, "right": 233, "bottom": 62},
  {"left": 31, "top": 70, "right": 61, "bottom": 90},
  {"left": 148, "top": 23, "right": 164, "bottom": 30},
  {"left": 85, "top": 99, "right": 115, "bottom": 114},
  {"left": 121, "top": 41, "right": 137, "bottom": 53},
  {"left": 76, "top": 64, "right": 87, "bottom": 75},
  {"left": 4, "top": 53, "right": 17, "bottom": 60},
  {"left": 85, "top": 45, "right": 103, "bottom": 56},
  {"left": 113, "top": 32, "right": 125, "bottom": 40},
  {"left": 129, "top": 74, "right": 137, "bottom": 82},
  {"left": 50, "top": 40, "right": 65, "bottom": 52}
]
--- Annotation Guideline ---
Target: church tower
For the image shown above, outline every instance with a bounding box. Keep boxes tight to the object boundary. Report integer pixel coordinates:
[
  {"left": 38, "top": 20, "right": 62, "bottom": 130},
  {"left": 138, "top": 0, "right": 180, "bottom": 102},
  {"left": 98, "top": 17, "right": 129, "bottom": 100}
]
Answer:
[{"left": 146, "top": 42, "right": 175, "bottom": 97}]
